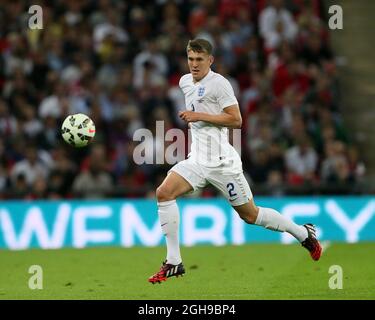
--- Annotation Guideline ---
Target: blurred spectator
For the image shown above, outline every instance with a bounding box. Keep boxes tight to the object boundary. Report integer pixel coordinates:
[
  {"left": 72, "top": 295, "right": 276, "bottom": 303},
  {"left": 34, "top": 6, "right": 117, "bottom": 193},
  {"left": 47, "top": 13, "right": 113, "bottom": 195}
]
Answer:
[
  {"left": 38, "top": 81, "right": 69, "bottom": 119},
  {"left": 72, "top": 144, "right": 113, "bottom": 198},
  {"left": 133, "top": 40, "right": 168, "bottom": 89},
  {"left": 347, "top": 146, "right": 366, "bottom": 181},
  {"left": 246, "top": 147, "right": 271, "bottom": 183},
  {"left": 259, "top": 0, "right": 298, "bottom": 52},
  {"left": 0, "top": 139, "right": 8, "bottom": 194},
  {"left": 72, "top": 163, "right": 113, "bottom": 199},
  {"left": 0, "top": 98, "right": 18, "bottom": 136},
  {"left": 328, "top": 156, "right": 354, "bottom": 184},
  {"left": 48, "top": 145, "right": 77, "bottom": 197},
  {"left": 266, "top": 170, "right": 285, "bottom": 196},
  {"left": 37, "top": 116, "right": 60, "bottom": 150},
  {"left": 19, "top": 103, "right": 43, "bottom": 138},
  {"left": 268, "top": 141, "right": 286, "bottom": 173},
  {"left": 10, "top": 145, "right": 50, "bottom": 187},
  {"left": 93, "top": 7, "right": 128, "bottom": 53},
  {"left": 30, "top": 176, "right": 49, "bottom": 199},
  {"left": 285, "top": 135, "right": 318, "bottom": 184},
  {"left": 9, "top": 174, "right": 29, "bottom": 199},
  {"left": 321, "top": 140, "right": 345, "bottom": 181},
  {"left": 299, "top": 32, "right": 332, "bottom": 66}
]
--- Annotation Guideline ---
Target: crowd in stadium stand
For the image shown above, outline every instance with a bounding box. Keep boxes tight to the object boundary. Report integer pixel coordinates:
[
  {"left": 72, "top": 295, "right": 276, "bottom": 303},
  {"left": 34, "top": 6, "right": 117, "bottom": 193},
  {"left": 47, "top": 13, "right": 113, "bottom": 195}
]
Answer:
[{"left": 0, "top": 0, "right": 366, "bottom": 199}]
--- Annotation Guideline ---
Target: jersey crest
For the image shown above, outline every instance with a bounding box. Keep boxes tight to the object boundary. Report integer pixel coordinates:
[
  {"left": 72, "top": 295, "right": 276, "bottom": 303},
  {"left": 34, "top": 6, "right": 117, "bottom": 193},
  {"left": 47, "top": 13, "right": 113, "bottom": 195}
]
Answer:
[{"left": 198, "top": 86, "right": 205, "bottom": 97}]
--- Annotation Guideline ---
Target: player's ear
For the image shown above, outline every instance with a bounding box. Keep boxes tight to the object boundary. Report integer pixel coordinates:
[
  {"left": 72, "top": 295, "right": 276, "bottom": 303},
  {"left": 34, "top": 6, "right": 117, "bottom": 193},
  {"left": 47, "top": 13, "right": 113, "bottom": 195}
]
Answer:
[{"left": 209, "top": 55, "right": 214, "bottom": 66}]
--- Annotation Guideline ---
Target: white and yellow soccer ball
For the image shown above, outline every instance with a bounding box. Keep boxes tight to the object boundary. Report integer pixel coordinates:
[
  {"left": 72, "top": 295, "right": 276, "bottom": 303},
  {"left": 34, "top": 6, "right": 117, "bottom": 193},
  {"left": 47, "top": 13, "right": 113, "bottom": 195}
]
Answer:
[{"left": 61, "top": 113, "right": 96, "bottom": 148}]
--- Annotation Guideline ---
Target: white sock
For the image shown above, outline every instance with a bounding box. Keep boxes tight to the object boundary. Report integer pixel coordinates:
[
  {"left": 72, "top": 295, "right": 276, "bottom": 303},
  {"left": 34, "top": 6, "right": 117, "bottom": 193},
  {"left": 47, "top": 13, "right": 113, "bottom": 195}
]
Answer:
[
  {"left": 255, "top": 207, "right": 308, "bottom": 242},
  {"left": 158, "top": 200, "right": 182, "bottom": 265}
]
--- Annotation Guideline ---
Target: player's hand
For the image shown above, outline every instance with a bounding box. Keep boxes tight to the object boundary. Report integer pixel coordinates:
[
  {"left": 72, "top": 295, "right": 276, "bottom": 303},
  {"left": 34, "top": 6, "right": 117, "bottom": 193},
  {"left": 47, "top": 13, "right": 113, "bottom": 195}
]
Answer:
[{"left": 178, "top": 111, "right": 201, "bottom": 123}]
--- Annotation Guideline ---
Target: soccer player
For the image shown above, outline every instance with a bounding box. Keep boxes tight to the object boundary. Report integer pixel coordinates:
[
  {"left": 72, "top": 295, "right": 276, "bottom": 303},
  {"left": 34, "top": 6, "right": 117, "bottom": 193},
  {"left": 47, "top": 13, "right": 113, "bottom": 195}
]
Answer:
[{"left": 148, "top": 39, "right": 322, "bottom": 284}]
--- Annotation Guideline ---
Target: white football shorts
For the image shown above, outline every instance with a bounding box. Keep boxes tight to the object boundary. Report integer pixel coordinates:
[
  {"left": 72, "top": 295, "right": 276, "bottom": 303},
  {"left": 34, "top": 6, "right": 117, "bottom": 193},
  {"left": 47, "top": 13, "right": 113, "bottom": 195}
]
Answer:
[{"left": 169, "top": 157, "right": 253, "bottom": 206}]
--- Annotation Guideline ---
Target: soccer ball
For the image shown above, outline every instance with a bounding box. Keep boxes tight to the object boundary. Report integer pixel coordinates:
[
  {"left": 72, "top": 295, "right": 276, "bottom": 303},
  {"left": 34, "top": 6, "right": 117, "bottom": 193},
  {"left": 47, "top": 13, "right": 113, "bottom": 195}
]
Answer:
[{"left": 61, "top": 113, "right": 96, "bottom": 148}]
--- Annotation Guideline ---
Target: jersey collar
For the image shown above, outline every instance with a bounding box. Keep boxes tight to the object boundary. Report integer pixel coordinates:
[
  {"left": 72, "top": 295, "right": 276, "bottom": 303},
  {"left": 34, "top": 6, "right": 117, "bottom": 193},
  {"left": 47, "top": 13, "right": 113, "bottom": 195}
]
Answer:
[{"left": 193, "top": 69, "right": 213, "bottom": 85}]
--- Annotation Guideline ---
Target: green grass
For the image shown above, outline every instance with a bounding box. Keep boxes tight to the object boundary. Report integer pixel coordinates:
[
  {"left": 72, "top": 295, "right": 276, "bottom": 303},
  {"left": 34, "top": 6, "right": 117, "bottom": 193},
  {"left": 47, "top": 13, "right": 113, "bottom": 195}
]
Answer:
[{"left": 0, "top": 243, "right": 374, "bottom": 300}]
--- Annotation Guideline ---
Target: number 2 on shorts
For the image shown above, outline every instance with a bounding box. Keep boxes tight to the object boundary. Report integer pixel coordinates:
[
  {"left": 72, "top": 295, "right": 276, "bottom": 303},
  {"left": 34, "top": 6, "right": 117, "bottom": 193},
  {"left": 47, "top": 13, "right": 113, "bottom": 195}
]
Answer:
[{"left": 226, "top": 183, "right": 237, "bottom": 197}]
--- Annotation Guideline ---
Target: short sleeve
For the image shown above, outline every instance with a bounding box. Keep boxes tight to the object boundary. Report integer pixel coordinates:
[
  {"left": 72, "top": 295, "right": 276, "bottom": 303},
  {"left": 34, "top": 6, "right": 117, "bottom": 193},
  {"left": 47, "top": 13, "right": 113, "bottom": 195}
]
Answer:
[
  {"left": 179, "top": 74, "right": 190, "bottom": 95},
  {"left": 178, "top": 76, "right": 184, "bottom": 89},
  {"left": 216, "top": 77, "right": 238, "bottom": 110}
]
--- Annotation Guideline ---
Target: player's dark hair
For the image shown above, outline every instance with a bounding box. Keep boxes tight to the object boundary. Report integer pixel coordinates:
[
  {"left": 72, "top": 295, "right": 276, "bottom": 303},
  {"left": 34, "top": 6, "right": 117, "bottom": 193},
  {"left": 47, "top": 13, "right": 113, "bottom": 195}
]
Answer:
[{"left": 186, "top": 38, "right": 213, "bottom": 55}]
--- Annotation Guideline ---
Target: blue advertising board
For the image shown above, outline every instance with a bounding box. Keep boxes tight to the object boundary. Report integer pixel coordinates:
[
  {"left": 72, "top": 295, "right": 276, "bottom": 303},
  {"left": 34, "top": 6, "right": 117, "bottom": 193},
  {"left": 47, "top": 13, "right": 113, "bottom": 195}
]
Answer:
[{"left": 0, "top": 197, "right": 374, "bottom": 250}]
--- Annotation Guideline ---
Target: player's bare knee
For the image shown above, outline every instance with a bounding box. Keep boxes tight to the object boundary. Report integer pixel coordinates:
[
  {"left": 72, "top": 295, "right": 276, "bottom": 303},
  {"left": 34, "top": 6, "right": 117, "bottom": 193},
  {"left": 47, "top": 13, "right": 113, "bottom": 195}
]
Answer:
[{"left": 156, "top": 186, "right": 174, "bottom": 202}]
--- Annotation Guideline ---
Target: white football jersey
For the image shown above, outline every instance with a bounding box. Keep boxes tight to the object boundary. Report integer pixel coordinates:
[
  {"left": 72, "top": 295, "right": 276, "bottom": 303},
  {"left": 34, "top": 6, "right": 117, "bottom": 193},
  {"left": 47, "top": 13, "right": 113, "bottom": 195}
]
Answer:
[{"left": 179, "top": 69, "right": 242, "bottom": 173}]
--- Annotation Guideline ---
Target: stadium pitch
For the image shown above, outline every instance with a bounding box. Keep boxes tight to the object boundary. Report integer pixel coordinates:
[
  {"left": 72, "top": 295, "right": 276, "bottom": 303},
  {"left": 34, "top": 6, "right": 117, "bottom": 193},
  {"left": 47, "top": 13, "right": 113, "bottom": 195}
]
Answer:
[{"left": 0, "top": 243, "right": 374, "bottom": 300}]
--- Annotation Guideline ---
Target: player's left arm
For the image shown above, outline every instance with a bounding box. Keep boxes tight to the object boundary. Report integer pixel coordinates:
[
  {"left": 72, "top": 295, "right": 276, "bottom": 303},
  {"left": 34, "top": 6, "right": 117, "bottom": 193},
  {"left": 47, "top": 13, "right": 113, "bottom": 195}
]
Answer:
[{"left": 178, "top": 105, "right": 242, "bottom": 128}]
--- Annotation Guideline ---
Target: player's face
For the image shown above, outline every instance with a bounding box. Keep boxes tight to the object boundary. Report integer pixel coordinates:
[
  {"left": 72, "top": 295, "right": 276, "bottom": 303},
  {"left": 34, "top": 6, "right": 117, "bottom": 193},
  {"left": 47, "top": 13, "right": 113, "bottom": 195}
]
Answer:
[{"left": 187, "top": 50, "right": 213, "bottom": 82}]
